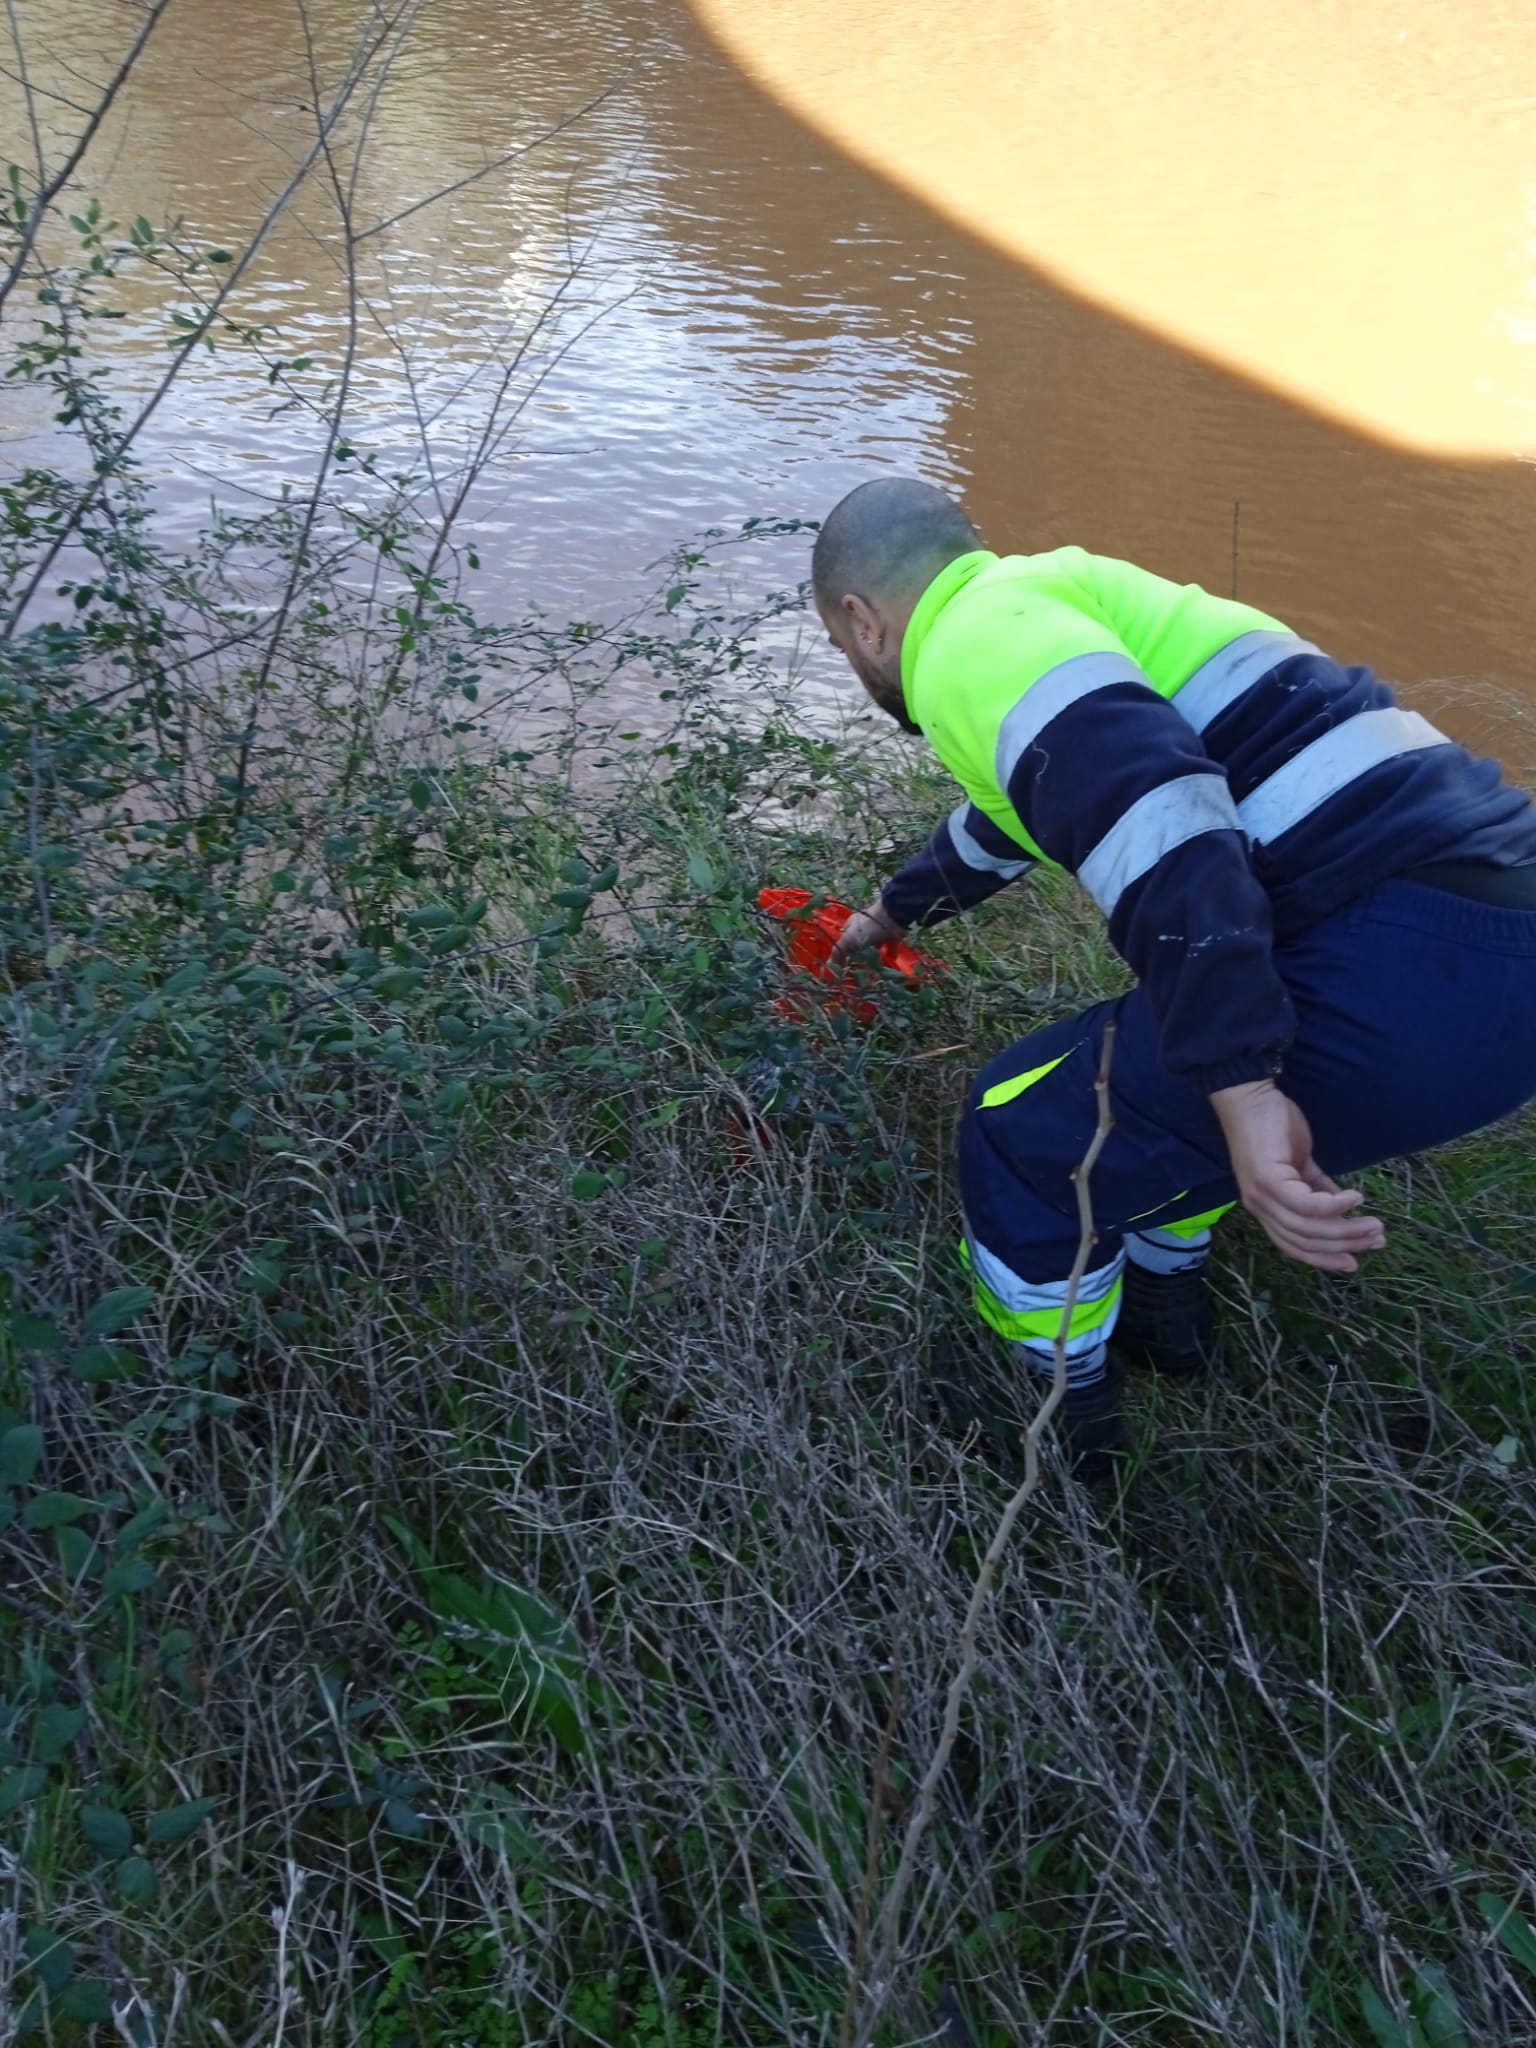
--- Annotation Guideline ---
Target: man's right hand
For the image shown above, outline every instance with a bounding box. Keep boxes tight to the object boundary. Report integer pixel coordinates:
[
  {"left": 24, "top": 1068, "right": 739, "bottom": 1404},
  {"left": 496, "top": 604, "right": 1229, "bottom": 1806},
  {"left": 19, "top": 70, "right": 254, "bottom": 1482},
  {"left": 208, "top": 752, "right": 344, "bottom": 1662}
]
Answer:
[{"left": 829, "top": 895, "right": 907, "bottom": 971}]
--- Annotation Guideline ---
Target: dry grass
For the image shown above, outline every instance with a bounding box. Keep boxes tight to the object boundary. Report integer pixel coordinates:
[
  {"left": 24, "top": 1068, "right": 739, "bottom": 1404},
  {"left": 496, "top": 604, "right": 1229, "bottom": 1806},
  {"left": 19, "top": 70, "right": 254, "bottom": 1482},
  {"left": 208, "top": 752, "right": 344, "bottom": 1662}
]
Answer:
[{"left": 6, "top": 777, "right": 1536, "bottom": 2045}]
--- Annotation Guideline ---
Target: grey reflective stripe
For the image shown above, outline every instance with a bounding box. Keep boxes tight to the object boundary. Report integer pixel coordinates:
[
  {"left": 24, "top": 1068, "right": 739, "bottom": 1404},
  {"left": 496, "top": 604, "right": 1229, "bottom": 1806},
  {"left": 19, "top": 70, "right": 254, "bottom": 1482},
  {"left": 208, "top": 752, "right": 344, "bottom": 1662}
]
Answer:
[
  {"left": 1077, "top": 773, "right": 1241, "bottom": 915},
  {"left": 1238, "top": 707, "right": 1450, "bottom": 846},
  {"left": 946, "top": 803, "right": 1033, "bottom": 878},
  {"left": 966, "top": 1232, "right": 1123, "bottom": 1315},
  {"left": 995, "top": 650, "right": 1151, "bottom": 792},
  {"left": 1174, "top": 630, "right": 1320, "bottom": 734},
  {"left": 1125, "top": 1225, "right": 1212, "bottom": 1275}
]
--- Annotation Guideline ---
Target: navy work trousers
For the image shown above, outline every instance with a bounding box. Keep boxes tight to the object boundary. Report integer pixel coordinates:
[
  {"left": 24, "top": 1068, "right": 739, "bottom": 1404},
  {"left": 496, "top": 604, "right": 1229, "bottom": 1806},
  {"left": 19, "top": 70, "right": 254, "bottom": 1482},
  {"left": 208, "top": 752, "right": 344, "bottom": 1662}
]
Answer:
[{"left": 958, "top": 879, "right": 1536, "bottom": 1378}]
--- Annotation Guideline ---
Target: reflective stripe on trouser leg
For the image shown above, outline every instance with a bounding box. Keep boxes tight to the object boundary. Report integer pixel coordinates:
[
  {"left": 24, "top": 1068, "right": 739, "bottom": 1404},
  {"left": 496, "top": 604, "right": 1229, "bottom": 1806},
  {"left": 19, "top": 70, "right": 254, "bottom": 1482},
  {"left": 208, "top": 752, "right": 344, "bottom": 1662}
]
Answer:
[
  {"left": 1125, "top": 1201, "right": 1234, "bottom": 1275},
  {"left": 960, "top": 1234, "right": 1124, "bottom": 1388}
]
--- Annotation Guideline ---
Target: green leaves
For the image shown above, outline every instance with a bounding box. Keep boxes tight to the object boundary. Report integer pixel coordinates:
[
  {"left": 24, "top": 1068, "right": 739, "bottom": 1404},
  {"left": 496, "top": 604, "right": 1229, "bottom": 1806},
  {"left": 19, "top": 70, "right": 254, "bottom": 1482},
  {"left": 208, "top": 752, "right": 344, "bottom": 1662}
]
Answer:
[
  {"left": 146, "top": 1794, "right": 220, "bottom": 1845},
  {"left": 1480, "top": 1891, "right": 1536, "bottom": 1979},
  {"left": 0, "top": 1423, "right": 42, "bottom": 1486},
  {"left": 242, "top": 1245, "right": 286, "bottom": 1298},
  {"left": 72, "top": 1785, "right": 205, "bottom": 1876},
  {"left": 23, "top": 1490, "right": 96, "bottom": 1530},
  {"left": 116, "top": 1855, "right": 158, "bottom": 1905},
  {"left": 9, "top": 1312, "right": 64, "bottom": 1353},
  {"left": 0, "top": 1765, "right": 48, "bottom": 1816},
  {"left": 159, "top": 961, "right": 207, "bottom": 1000},
  {"left": 1411, "top": 1964, "right": 1471, "bottom": 2048},
  {"left": 1360, "top": 1981, "right": 1424, "bottom": 2048},
  {"left": 372, "top": 965, "right": 424, "bottom": 1000},
  {"left": 383, "top": 1797, "right": 427, "bottom": 1839},
  {"left": 70, "top": 1341, "right": 141, "bottom": 1383},
  {"left": 1360, "top": 1966, "right": 1471, "bottom": 2048},
  {"left": 101, "top": 1557, "right": 158, "bottom": 1598},
  {"left": 32, "top": 1703, "right": 84, "bottom": 1763},
  {"left": 403, "top": 903, "right": 457, "bottom": 931},
  {"left": 461, "top": 1786, "right": 547, "bottom": 1866},
  {"left": 59, "top": 1978, "right": 113, "bottom": 2024},
  {"left": 549, "top": 855, "right": 606, "bottom": 932},
  {"left": 18, "top": 1933, "right": 109, "bottom": 2023},
  {"left": 23, "top": 1927, "right": 76, "bottom": 1995},
  {"left": 80, "top": 1803, "right": 134, "bottom": 1859},
  {"left": 82, "top": 1284, "right": 155, "bottom": 1339},
  {"left": 4, "top": 1289, "right": 154, "bottom": 1388},
  {"left": 387, "top": 1517, "right": 587, "bottom": 1753},
  {"left": 115, "top": 1499, "right": 171, "bottom": 1554}
]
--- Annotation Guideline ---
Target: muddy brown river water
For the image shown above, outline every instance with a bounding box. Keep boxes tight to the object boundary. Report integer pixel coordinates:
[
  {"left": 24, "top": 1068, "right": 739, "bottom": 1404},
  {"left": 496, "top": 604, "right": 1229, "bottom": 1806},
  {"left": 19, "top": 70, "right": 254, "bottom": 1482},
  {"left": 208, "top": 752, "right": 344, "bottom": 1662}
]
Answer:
[{"left": 4, "top": 0, "right": 1536, "bottom": 757}]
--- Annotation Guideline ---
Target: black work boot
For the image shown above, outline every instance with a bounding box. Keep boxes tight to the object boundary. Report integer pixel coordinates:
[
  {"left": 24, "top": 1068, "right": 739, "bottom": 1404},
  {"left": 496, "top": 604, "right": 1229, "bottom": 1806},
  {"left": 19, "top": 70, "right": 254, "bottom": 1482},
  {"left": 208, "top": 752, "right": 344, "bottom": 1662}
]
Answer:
[
  {"left": 1060, "top": 1357, "right": 1127, "bottom": 1485},
  {"left": 1112, "top": 1260, "right": 1218, "bottom": 1378},
  {"left": 929, "top": 1338, "right": 1126, "bottom": 1485}
]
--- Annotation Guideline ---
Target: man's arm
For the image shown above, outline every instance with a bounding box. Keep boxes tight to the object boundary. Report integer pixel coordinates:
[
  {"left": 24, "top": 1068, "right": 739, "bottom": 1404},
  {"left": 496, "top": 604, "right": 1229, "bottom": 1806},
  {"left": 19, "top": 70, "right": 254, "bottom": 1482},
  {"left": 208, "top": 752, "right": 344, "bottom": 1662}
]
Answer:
[
  {"left": 1007, "top": 672, "right": 1293, "bottom": 1088},
  {"left": 830, "top": 801, "right": 1034, "bottom": 966},
  {"left": 1002, "top": 669, "right": 1381, "bottom": 1269}
]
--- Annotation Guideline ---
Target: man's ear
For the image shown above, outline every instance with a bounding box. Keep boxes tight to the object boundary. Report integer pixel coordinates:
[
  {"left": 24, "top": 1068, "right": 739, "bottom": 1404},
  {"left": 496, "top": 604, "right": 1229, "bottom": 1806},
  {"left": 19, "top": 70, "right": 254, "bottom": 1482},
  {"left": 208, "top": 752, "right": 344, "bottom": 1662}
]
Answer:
[{"left": 841, "top": 591, "right": 882, "bottom": 650}]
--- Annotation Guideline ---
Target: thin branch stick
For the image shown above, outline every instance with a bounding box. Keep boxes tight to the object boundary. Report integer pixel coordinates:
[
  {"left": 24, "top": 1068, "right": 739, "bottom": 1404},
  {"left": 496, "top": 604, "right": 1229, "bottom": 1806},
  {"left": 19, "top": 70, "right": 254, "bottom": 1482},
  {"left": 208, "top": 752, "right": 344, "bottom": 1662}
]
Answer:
[
  {"left": 838, "top": 1636, "right": 905, "bottom": 2048},
  {"left": 353, "top": 80, "right": 623, "bottom": 243},
  {"left": 223, "top": 0, "right": 379, "bottom": 856},
  {"left": 847, "top": 1022, "right": 1118, "bottom": 2047},
  {"left": 0, "top": 0, "right": 409, "bottom": 639},
  {"left": 0, "top": 0, "right": 177, "bottom": 321}
]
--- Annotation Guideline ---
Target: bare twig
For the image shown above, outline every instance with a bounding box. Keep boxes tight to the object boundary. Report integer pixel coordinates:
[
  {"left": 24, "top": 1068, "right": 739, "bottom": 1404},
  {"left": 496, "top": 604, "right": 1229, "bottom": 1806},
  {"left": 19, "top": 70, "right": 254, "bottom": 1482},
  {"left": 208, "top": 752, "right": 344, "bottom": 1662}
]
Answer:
[
  {"left": 353, "top": 79, "right": 624, "bottom": 243},
  {"left": 838, "top": 1635, "right": 905, "bottom": 2048},
  {"left": 0, "top": 0, "right": 414, "bottom": 638},
  {"left": 0, "top": 0, "right": 177, "bottom": 321},
  {"left": 846, "top": 1022, "right": 1118, "bottom": 2046}
]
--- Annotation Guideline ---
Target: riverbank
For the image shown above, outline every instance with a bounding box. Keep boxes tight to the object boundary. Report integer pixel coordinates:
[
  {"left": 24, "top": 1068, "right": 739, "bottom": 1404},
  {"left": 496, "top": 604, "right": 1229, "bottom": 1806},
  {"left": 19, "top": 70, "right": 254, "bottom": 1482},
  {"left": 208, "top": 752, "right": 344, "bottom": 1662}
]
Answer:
[
  {"left": 4, "top": 128, "right": 1536, "bottom": 2046},
  {"left": 3, "top": 525, "right": 1536, "bottom": 2045}
]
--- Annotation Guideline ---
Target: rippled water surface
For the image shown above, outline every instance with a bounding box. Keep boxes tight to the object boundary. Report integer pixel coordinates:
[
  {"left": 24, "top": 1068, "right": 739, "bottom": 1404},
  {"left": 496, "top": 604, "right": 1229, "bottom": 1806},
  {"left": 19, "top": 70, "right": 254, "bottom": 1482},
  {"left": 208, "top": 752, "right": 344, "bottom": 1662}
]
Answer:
[{"left": 3, "top": 0, "right": 1536, "bottom": 752}]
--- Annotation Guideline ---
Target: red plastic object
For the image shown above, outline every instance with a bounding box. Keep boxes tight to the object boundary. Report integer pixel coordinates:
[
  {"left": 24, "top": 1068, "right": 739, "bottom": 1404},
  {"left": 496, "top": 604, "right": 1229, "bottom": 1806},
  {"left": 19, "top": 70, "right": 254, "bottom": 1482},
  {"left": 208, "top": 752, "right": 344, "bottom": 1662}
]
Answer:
[{"left": 757, "top": 886, "right": 940, "bottom": 1022}]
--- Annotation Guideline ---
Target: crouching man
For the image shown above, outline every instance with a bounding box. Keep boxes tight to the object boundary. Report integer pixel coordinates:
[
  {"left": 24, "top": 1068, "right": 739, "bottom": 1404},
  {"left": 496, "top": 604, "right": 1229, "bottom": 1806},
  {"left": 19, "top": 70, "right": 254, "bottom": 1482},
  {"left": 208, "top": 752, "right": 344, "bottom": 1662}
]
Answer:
[{"left": 816, "top": 478, "right": 1536, "bottom": 1476}]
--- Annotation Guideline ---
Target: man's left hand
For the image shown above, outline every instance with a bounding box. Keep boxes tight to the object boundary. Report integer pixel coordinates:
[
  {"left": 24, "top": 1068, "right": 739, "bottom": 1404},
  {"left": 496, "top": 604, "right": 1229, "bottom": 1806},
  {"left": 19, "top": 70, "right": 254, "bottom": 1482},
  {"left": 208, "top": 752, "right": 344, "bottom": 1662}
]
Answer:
[{"left": 1210, "top": 1078, "right": 1386, "bottom": 1274}]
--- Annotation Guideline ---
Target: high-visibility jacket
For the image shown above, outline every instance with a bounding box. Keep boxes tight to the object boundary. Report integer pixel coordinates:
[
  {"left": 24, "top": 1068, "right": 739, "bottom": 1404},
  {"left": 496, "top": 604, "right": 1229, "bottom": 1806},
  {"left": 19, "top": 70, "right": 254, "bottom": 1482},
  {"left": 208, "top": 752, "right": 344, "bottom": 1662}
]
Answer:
[{"left": 881, "top": 548, "right": 1536, "bottom": 1091}]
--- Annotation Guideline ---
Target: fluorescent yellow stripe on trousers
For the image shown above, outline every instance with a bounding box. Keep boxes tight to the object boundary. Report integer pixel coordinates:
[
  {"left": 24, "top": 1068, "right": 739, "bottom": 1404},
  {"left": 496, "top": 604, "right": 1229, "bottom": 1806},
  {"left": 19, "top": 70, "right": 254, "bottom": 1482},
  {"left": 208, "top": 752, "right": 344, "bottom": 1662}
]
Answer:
[
  {"left": 960, "top": 1237, "right": 1123, "bottom": 1352},
  {"left": 978, "top": 1049, "right": 1069, "bottom": 1110},
  {"left": 1162, "top": 1202, "right": 1233, "bottom": 1238}
]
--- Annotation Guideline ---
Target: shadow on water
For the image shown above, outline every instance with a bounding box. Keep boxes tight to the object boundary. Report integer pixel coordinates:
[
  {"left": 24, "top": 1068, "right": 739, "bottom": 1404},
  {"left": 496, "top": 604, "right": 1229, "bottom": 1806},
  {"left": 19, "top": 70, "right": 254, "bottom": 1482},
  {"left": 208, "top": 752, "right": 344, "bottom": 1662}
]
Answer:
[{"left": 676, "top": 3, "right": 1536, "bottom": 768}]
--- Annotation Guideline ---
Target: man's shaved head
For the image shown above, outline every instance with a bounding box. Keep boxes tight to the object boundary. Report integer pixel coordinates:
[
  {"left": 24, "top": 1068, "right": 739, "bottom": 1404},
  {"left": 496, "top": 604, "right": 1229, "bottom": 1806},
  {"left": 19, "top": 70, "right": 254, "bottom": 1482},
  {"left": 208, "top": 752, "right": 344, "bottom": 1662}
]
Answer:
[
  {"left": 813, "top": 478, "right": 981, "bottom": 730},
  {"left": 812, "top": 477, "right": 980, "bottom": 618}
]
